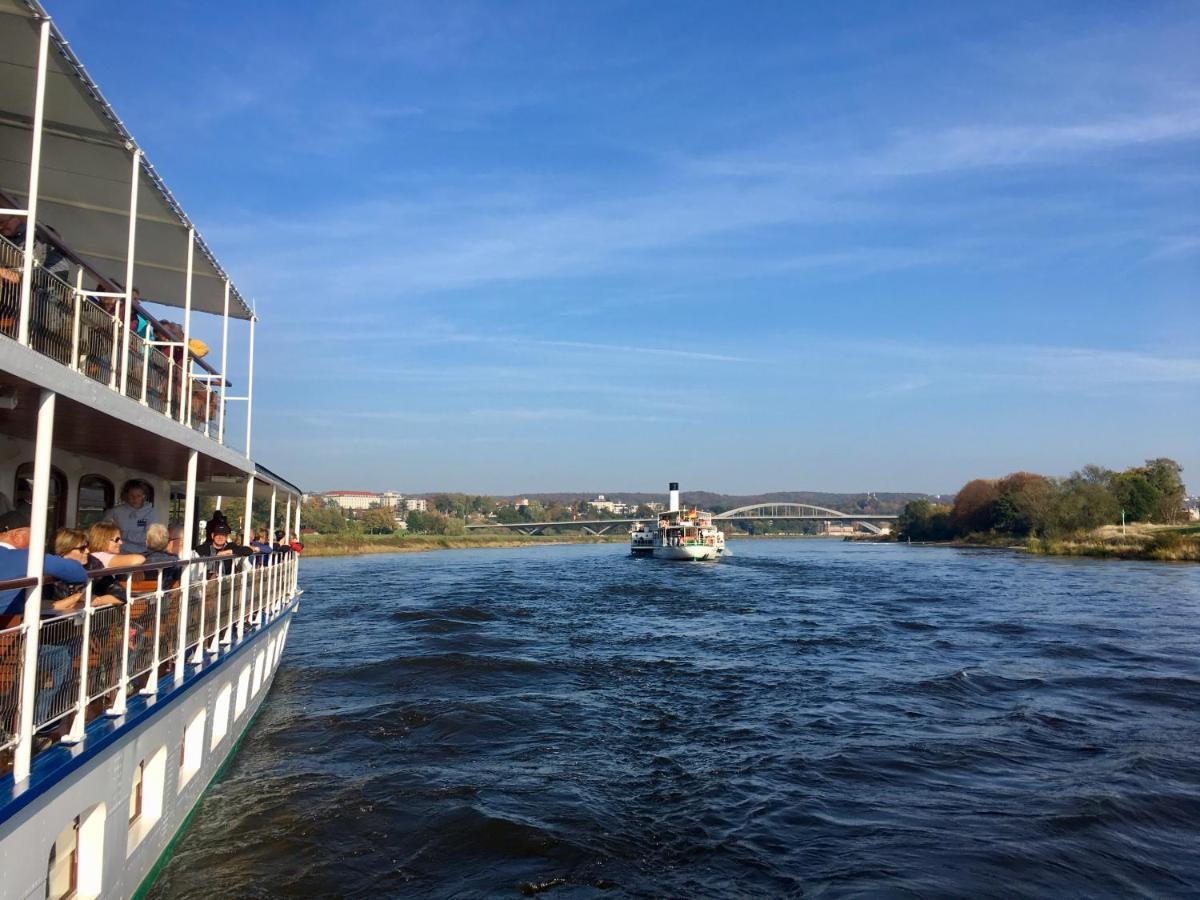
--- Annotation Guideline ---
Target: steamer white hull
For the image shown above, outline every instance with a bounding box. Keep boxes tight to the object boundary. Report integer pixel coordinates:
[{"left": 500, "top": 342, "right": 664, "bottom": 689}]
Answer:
[
  {"left": 652, "top": 544, "right": 723, "bottom": 561},
  {"left": 0, "top": 604, "right": 296, "bottom": 900}
]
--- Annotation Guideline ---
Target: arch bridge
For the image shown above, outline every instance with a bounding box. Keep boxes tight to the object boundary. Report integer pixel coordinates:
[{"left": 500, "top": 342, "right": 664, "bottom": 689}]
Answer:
[
  {"left": 467, "top": 503, "right": 897, "bottom": 536},
  {"left": 713, "top": 503, "right": 897, "bottom": 535}
]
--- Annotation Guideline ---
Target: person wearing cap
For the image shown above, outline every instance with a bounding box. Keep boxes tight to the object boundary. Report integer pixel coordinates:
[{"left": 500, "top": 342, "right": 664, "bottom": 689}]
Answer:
[
  {"left": 0, "top": 509, "right": 90, "bottom": 728},
  {"left": 194, "top": 518, "right": 253, "bottom": 578},
  {"left": 102, "top": 480, "right": 159, "bottom": 554},
  {"left": 0, "top": 510, "right": 89, "bottom": 616}
]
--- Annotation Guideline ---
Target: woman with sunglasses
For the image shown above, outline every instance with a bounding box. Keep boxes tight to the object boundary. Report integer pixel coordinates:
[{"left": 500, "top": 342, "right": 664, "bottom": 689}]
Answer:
[{"left": 48, "top": 527, "right": 123, "bottom": 610}]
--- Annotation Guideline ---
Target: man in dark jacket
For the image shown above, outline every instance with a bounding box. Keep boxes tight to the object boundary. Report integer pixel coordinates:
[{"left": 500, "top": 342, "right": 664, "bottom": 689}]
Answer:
[{"left": 194, "top": 520, "right": 253, "bottom": 577}]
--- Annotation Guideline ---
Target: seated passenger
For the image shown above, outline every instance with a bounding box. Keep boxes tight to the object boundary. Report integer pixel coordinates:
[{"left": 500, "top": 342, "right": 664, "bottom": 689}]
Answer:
[
  {"left": 47, "top": 527, "right": 121, "bottom": 610},
  {"left": 194, "top": 520, "right": 254, "bottom": 558},
  {"left": 85, "top": 520, "right": 146, "bottom": 569},
  {"left": 103, "top": 480, "right": 158, "bottom": 553},
  {"left": 0, "top": 513, "right": 90, "bottom": 727},
  {"left": 141, "top": 522, "right": 182, "bottom": 586},
  {"left": 194, "top": 520, "right": 252, "bottom": 580},
  {"left": 205, "top": 510, "right": 229, "bottom": 541},
  {"left": 0, "top": 512, "right": 89, "bottom": 616}
]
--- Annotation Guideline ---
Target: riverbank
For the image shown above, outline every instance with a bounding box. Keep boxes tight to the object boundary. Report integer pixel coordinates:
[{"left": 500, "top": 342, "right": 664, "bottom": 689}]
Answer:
[
  {"left": 1026, "top": 523, "right": 1200, "bottom": 562},
  {"left": 300, "top": 532, "right": 626, "bottom": 558},
  {"left": 897, "top": 523, "right": 1200, "bottom": 562}
]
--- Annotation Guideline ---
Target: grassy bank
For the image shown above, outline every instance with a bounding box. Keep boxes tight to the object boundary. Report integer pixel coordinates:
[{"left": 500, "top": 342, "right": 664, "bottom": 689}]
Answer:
[
  {"left": 300, "top": 531, "right": 626, "bottom": 558},
  {"left": 1024, "top": 523, "right": 1200, "bottom": 562}
]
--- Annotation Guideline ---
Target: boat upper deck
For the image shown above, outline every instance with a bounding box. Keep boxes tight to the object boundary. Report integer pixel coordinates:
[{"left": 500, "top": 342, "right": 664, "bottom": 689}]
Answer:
[{"left": 0, "top": 0, "right": 257, "bottom": 464}]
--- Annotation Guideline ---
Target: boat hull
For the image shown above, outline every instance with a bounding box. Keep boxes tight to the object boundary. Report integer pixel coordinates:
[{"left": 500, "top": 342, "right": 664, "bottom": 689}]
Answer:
[
  {"left": 652, "top": 544, "right": 723, "bottom": 561},
  {"left": 0, "top": 602, "right": 297, "bottom": 900}
]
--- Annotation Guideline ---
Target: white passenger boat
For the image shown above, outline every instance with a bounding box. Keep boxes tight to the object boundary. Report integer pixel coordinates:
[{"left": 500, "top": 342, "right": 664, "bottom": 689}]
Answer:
[
  {"left": 0, "top": 4, "right": 303, "bottom": 897},
  {"left": 630, "top": 483, "right": 726, "bottom": 561}
]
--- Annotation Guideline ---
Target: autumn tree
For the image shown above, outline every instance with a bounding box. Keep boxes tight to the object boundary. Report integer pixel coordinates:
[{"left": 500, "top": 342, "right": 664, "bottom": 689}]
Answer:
[{"left": 950, "top": 479, "right": 999, "bottom": 535}]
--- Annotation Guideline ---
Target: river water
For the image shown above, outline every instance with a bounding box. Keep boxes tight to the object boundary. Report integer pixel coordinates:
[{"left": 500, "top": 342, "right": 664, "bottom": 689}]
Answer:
[{"left": 149, "top": 540, "right": 1200, "bottom": 897}]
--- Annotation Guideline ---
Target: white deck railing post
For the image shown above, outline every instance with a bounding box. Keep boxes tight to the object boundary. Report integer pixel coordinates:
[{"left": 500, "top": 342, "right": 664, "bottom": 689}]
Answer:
[
  {"left": 64, "top": 581, "right": 94, "bottom": 744},
  {"left": 142, "top": 569, "right": 163, "bottom": 696},
  {"left": 191, "top": 574, "right": 207, "bottom": 664},
  {"left": 107, "top": 575, "right": 133, "bottom": 716},
  {"left": 237, "top": 560, "right": 249, "bottom": 641},
  {"left": 17, "top": 19, "right": 49, "bottom": 348},
  {"left": 70, "top": 269, "right": 83, "bottom": 371}
]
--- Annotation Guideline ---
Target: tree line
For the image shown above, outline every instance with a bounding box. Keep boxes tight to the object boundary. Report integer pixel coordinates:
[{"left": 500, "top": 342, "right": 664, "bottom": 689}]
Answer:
[{"left": 897, "top": 458, "right": 1187, "bottom": 541}]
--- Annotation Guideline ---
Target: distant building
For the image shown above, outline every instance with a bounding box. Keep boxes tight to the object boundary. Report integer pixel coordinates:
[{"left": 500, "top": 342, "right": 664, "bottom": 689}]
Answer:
[
  {"left": 587, "top": 494, "right": 630, "bottom": 515},
  {"left": 323, "top": 490, "right": 377, "bottom": 512},
  {"left": 818, "top": 521, "right": 857, "bottom": 536},
  {"left": 322, "top": 490, "right": 427, "bottom": 513}
]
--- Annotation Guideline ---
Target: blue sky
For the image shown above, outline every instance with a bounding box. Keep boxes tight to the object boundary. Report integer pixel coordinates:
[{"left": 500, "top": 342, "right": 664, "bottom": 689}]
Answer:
[{"left": 55, "top": 1, "right": 1199, "bottom": 494}]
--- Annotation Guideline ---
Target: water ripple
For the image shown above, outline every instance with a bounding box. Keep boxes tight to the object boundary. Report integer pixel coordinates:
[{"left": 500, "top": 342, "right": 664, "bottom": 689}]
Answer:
[{"left": 151, "top": 540, "right": 1200, "bottom": 898}]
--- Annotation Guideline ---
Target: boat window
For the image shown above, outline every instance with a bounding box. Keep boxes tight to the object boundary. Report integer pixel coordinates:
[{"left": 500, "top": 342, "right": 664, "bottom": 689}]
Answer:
[
  {"left": 178, "top": 708, "right": 206, "bottom": 792},
  {"left": 46, "top": 816, "right": 79, "bottom": 900},
  {"left": 14, "top": 463, "right": 67, "bottom": 531},
  {"left": 47, "top": 802, "right": 105, "bottom": 899},
  {"left": 77, "top": 474, "right": 114, "bottom": 527},
  {"left": 211, "top": 684, "right": 232, "bottom": 748},
  {"left": 128, "top": 761, "right": 143, "bottom": 826},
  {"left": 127, "top": 747, "right": 166, "bottom": 857}
]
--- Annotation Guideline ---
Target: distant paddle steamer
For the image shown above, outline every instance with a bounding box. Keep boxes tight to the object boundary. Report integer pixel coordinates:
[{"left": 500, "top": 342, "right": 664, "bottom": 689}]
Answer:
[
  {"left": 631, "top": 483, "right": 726, "bottom": 561},
  {"left": 0, "top": 3, "right": 302, "bottom": 896}
]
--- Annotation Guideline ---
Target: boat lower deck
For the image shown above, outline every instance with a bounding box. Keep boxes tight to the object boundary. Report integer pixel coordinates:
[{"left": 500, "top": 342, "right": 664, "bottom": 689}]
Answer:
[{"left": 0, "top": 596, "right": 298, "bottom": 900}]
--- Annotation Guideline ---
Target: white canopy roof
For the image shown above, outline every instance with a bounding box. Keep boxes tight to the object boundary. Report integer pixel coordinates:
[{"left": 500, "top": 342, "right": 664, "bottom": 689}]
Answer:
[{"left": 0, "top": 0, "right": 253, "bottom": 319}]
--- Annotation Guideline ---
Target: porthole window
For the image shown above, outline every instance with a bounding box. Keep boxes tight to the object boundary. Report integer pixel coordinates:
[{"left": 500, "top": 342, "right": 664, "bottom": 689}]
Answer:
[{"left": 77, "top": 474, "right": 114, "bottom": 528}]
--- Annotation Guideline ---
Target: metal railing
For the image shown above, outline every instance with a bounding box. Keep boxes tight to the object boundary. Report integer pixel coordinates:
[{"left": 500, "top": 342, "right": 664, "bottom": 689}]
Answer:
[
  {"left": 0, "top": 548, "right": 299, "bottom": 772},
  {"left": 0, "top": 233, "right": 228, "bottom": 443}
]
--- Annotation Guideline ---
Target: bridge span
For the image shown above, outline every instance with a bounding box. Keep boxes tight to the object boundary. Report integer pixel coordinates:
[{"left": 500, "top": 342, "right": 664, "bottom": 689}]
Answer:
[{"left": 467, "top": 503, "right": 898, "bottom": 536}]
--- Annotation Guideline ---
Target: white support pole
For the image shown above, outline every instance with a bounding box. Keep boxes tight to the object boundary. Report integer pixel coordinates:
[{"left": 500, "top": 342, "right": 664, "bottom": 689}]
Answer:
[
  {"left": 239, "top": 475, "right": 254, "bottom": 638},
  {"left": 181, "top": 228, "right": 194, "bottom": 425},
  {"left": 242, "top": 476, "right": 255, "bottom": 546},
  {"left": 244, "top": 315, "right": 256, "bottom": 456},
  {"left": 13, "top": 389, "right": 55, "bottom": 782},
  {"left": 17, "top": 19, "right": 50, "bottom": 347},
  {"left": 215, "top": 495, "right": 223, "bottom": 511},
  {"left": 284, "top": 494, "right": 293, "bottom": 544},
  {"left": 294, "top": 501, "right": 302, "bottom": 593},
  {"left": 175, "top": 449, "right": 198, "bottom": 681},
  {"left": 217, "top": 279, "right": 230, "bottom": 444},
  {"left": 119, "top": 148, "right": 141, "bottom": 394},
  {"left": 269, "top": 486, "right": 277, "bottom": 543}
]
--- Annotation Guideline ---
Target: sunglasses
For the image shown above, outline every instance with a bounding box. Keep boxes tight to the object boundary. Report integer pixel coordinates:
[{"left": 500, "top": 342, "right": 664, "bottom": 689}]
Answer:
[{"left": 73, "top": 544, "right": 87, "bottom": 552}]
